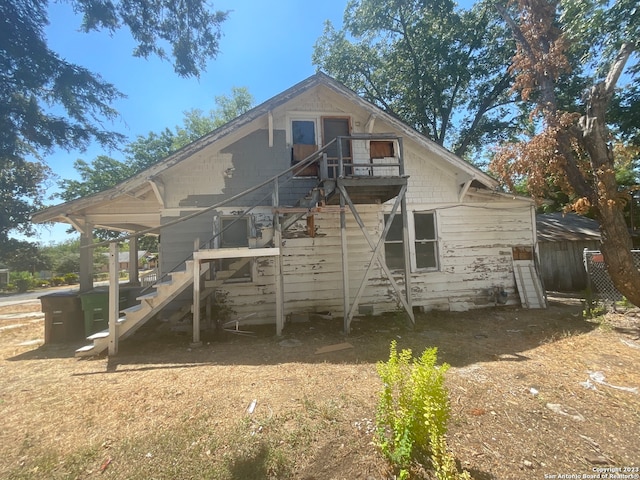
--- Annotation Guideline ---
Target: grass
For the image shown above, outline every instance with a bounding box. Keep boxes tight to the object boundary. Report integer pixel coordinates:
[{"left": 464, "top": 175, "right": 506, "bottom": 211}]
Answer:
[{"left": 5, "top": 392, "right": 358, "bottom": 480}]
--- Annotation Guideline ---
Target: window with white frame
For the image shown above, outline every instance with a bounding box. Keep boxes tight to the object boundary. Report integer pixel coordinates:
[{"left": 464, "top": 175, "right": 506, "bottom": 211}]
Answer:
[
  {"left": 413, "top": 212, "right": 438, "bottom": 269},
  {"left": 383, "top": 211, "right": 439, "bottom": 271}
]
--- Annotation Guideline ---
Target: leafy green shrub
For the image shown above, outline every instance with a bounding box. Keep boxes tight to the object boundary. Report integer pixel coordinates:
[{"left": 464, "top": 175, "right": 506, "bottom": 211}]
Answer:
[
  {"left": 50, "top": 276, "right": 65, "bottom": 286},
  {"left": 375, "top": 341, "right": 469, "bottom": 480},
  {"left": 10, "top": 271, "right": 36, "bottom": 293},
  {"left": 63, "top": 273, "right": 79, "bottom": 285}
]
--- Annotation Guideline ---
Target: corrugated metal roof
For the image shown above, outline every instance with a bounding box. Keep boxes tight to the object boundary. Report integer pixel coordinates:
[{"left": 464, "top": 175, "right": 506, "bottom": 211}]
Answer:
[{"left": 537, "top": 213, "right": 601, "bottom": 242}]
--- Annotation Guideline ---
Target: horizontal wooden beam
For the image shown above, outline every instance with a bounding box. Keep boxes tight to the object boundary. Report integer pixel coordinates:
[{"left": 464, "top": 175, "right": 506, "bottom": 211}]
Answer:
[{"left": 193, "top": 247, "right": 280, "bottom": 261}]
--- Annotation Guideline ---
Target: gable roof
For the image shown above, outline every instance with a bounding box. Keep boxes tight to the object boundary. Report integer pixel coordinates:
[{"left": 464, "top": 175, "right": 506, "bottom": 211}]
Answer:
[
  {"left": 536, "top": 213, "right": 601, "bottom": 242},
  {"left": 34, "top": 72, "right": 498, "bottom": 224}
]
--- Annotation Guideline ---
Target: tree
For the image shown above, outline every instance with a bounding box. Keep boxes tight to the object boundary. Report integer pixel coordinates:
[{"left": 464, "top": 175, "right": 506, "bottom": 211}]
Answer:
[
  {"left": 0, "top": 159, "right": 51, "bottom": 240},
  {"left": 40, "top": 238, "right": 108, "bottom": 275},
  {"left": 0, "top": 0, "right": 228, "bottom": 242},
  {"left": 57, "top": 155, "right": 135, "bottom": 202},
  {"left": 0, "top": 238, "right": 52, "bottom": 273},
  {"left": 491, "top": 0, "right": 640, "bottom": 304},
  {"left": 312, "top": 0, "right": 518, "bottom": 159},
  {"left": 173, "top": 86, "right": 254, "bottom": 149}
]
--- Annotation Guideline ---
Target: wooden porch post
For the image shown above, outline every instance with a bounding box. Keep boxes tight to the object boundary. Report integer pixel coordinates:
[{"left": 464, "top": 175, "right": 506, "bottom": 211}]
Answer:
[
  {"left": 273, "top": 179, "right": 285, "bottom": 336},
  {"left": 128, "top": 234, "right": 140, "bottom": 285},
  {"left": 79, "top": 221, "right": 94, "bottom": 293},
  {"left": 108, "top": 242, "right": 119, "bottom": 356},
  {"left": 398, "top": 138, "right": 414, "bottom": 326},
  {"left": 337, "top": 139, "right": 351, "bottom": 334},
  {"left": 192, "top": 238, "right": 202, "bottom": 347}
]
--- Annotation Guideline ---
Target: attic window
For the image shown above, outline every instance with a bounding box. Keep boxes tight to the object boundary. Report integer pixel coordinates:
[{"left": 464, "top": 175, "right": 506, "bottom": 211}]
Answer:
[
  {"left": 371, "top": 140, "right": 394, "bottom": 158},
  {"left": 292, "top": 120, "right": 315, "bottom": 145},
  {"left": 291, "top": 120, "right": 318, "bottom": 176}
]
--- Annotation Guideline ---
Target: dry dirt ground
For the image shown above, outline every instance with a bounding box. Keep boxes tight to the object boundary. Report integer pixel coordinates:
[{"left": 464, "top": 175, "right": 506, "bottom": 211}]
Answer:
[{"left": 0, "top": 294, "right": 639, "bottom": 479}]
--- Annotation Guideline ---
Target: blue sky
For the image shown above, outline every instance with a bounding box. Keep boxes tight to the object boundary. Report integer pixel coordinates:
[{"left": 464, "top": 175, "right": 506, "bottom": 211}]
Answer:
[{"left": 34, "top": 0, "right": 347, "bottom": 244}]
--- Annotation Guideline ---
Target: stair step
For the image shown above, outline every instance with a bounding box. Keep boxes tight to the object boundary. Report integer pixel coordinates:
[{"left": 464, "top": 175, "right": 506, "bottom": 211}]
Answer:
[
  {"left": 88, "top": 330, "right": 109, "bottom": 341},
  {"left": 137, "top": 291, "right": 158, "bottom": 301},
  {"left": 75, "top": 344, "right": 96, "bottom": 356},
  {"left": 215, "top": 270, "right": 235, "bottom": 279},
  {"left": 123, "top": 304, "right": 144, "bottom": 314},
  {"left": 86, "top": 319, "right": 126, "bottom": 341}
]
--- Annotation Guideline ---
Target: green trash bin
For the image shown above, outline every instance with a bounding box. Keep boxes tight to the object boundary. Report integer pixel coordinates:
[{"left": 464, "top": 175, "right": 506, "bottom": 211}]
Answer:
[
  {"left": 80, "top": 288, "right": 109, "bottom": 336},
  {"left": 39, "top": 292, "right": 85, "bottom": 343},
  {"left": 79, "top": 287, "right": 130, "bottom": 336}
]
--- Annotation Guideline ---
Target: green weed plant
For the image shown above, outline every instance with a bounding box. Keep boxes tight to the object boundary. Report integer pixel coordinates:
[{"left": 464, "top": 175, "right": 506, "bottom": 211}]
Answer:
[{"left": 375, "top": 341, "right": 470, "bottom": 480}]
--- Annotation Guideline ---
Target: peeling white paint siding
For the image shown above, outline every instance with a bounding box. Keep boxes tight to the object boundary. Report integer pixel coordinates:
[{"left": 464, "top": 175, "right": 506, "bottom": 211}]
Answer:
[
  {"left": 214, "top": 206, "right": 388, "bottom": 323},
  {"left": 219, "top": 198, "right": 534, "bottom": 324}
]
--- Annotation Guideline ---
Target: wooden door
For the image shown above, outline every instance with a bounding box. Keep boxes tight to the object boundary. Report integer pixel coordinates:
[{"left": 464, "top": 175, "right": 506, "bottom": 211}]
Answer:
[{"left": 322, "top": 117, "right": 351, "bottom": 178}]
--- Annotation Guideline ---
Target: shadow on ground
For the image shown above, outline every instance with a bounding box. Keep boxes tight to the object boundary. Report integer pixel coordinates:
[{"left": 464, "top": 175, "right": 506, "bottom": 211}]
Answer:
[{"left": 8, "top": 295, "right": 595, "bottom": 372}]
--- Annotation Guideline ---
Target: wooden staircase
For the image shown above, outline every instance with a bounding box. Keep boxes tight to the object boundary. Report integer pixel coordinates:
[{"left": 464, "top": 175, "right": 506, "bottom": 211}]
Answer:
[
  {"left": 280, "top": 180, "right": 336, "bottom": 231},
  {"left": 75, "top": 260, "right": 209, "bottom": 357}
]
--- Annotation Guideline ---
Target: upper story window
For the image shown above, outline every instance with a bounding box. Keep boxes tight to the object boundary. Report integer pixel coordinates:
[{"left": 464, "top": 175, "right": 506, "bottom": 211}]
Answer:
[
  {"left": 289, "top": 115, "right": 353, "bottom": 178},
  {"left": 291, "top": 119, "right": 318, "bottom": 177},
  {"left": 292, "top": 120, "right": 316, "bottom": 145}
]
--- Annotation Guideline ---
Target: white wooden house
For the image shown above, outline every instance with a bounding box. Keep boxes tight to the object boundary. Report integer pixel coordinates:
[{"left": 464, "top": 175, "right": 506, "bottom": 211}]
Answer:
[{"left": 33, "top": 73, "right": 545, "bottom": 356}]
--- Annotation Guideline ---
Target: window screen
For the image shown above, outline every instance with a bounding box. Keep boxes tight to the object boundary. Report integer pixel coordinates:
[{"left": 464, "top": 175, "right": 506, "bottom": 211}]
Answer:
[
  {"left": 384, "top": 213, "right": 405, "bottom": 270},
  {"left": 414, "top": 212, "right": 438, "bottom": 269},
  {"left": 292, "top": 120, "right": 315, "bottom": 145}
]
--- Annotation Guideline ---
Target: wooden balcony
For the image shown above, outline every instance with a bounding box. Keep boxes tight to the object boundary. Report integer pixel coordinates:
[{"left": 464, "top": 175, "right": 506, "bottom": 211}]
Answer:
[
  {"left": 317, "top": 134, "right": 408, "bottom": 205},
  {"left": 324, "top": 176, "right": 408, "bottom": 205}
]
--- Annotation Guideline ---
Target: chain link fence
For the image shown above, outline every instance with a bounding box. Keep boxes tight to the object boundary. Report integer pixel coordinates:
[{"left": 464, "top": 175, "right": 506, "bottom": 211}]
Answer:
[{"left": 583, "top": 249, "right": 640, "bottom": 302}]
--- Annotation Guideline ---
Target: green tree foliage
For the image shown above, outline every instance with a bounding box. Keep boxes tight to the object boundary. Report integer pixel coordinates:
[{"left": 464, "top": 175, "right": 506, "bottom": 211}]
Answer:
[
  {"left": 40, "top": 238, "right": 108, "bottom": 275},
  {"left": 173, "top": 87, "right": 254, "bottom": 149},
  {"left": 313, "top": 0, "right": 518, "bottom": 159},
  {"left": 0, "top": 159, "right": 51, "bottom": 240},
  {"left": 0, "top": 0, "right": 228, "bottom": 242},
  {"left": 0, "top": 238, "right": 52, "bottom": 273},
  {"left": 57, "top": 155, "right": 135, "bottom": 202}
]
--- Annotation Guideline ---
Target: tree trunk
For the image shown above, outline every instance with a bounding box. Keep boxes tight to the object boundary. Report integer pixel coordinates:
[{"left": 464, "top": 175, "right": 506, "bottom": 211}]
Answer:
[
  {"left": 596, "top": 189, "right": 640, "bottom": 306},
  {"left": 580, "top": 80, "right": 640, "bottom": 306}
]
